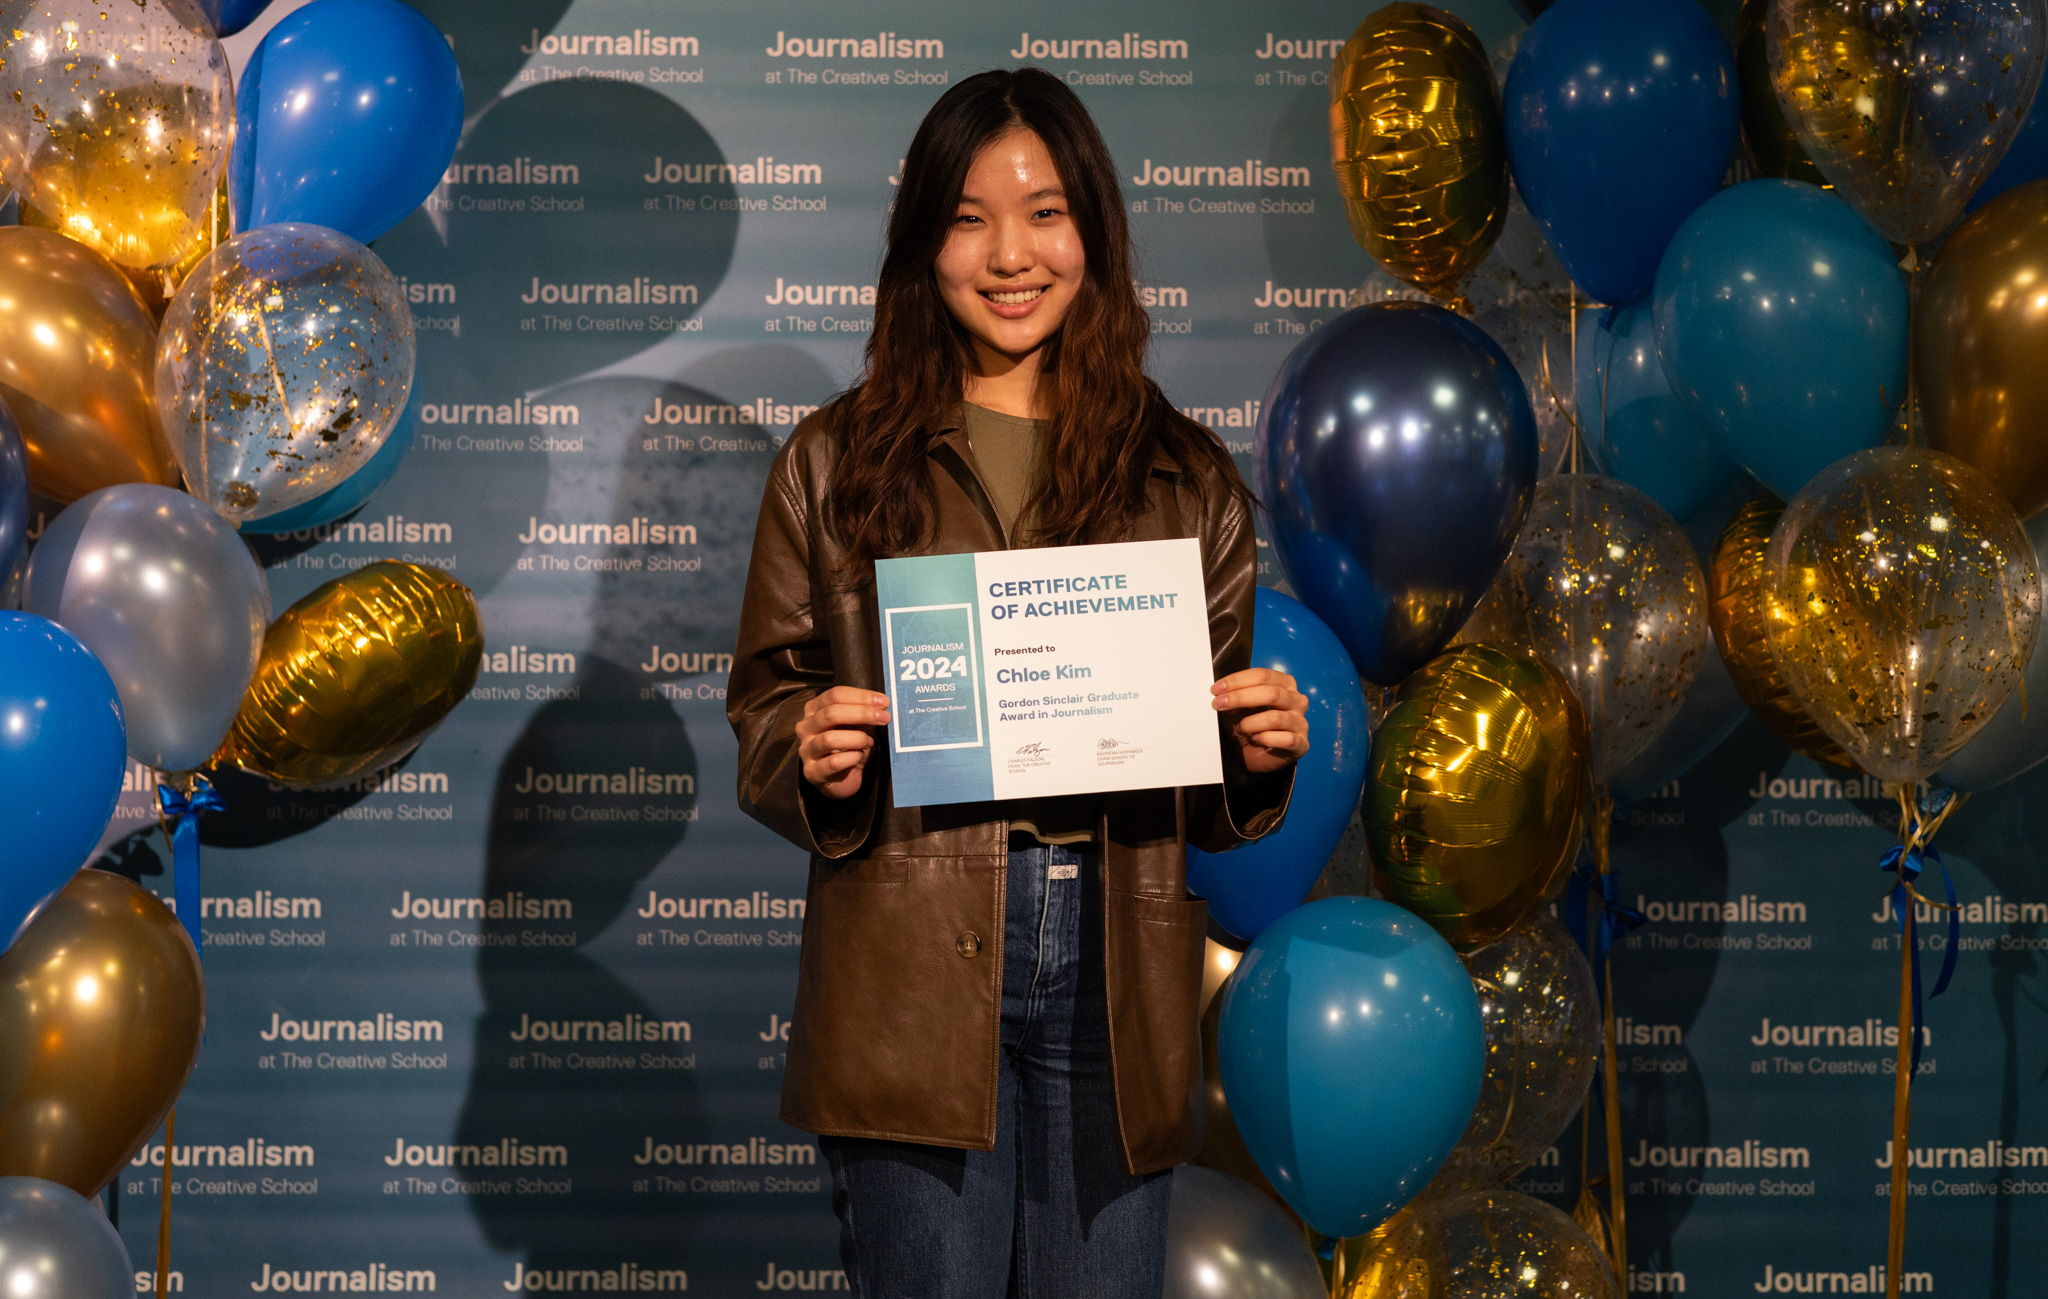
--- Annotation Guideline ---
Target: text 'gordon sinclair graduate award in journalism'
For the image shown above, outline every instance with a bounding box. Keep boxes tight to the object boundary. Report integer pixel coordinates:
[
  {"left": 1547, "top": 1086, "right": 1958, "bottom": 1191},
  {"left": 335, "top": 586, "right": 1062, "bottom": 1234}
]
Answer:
[{"left": 874, "top": 537, "right": 1224, "bottom": 807}]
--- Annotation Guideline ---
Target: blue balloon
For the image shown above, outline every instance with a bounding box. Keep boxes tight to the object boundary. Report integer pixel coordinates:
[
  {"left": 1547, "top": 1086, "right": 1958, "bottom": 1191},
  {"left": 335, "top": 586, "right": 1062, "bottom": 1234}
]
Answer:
[
  {"left": 231, "top": 0, "right": 463, "bottom": 244},
  {"left": 0, "top": 399, "right": 26, "bottom": 583},
  {"left": 198, "top": 0, "right": 275, "bottom": 37},
  {"left": 1970, "top": 84, "right": 2048, "bottom": 213},
  {"left": 1504, "top": 0, "right": 1739, "bottom": 305},
  {"left": 0, "top": 614, "right": 126, "bottom": 954},
  {"left": 239, "top": 386, "right": 418, "bottom": 535},
  {"left": 1258, "top": 303, "right": 1537, "bottom": 686},
  {"left": 1187, "top": 590, "right": 1368, "bottom": 941},
  {"left": 1575, "top": 300, "right": 1742, "bottom": 521},
  {"left": 1218, "top": 896, "right": 1484, "bottom": 1238},
  {"left": 1653, "top": 180, "right": 1907, "bottom": 500}
]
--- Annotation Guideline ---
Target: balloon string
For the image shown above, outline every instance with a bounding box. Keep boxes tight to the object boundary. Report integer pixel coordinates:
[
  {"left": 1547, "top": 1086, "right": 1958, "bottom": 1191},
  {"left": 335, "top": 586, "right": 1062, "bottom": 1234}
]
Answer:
[
  {"left": 155, "top": 1106, "right": 175, "bottom": 1299},
  {"left": 1568, "top": 285, "right": 1580, "bottom": 476}
]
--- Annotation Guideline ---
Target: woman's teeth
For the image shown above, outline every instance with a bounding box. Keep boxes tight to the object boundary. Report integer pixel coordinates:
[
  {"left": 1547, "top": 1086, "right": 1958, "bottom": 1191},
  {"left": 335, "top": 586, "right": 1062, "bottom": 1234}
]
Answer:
[{"left": 986, "top": 287, "right": 1045, "bottom": 305}]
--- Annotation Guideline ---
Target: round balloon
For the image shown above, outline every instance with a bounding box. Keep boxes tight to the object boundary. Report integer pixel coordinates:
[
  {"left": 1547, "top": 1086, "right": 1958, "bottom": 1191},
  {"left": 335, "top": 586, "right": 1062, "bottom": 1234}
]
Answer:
[
  {"left": 231, "top": 0, "right": 463, "bottom": 244},
  {"left": 200, "top": 0, "right": 276, "bottom": 38},
  {"left": 0, "top": 228, "right": 176, "bottom": 505},
  {"left": 0, "top": 403, "right": 26, "bottom": 583},
  {"left": 0, "top": 869, "right": 203, "bottom": 1196},
  {"left": 157, "top": 223, "right": 416, "bottom": 523},
  {"left": 1735, "top": 0, "right": 1824, "bottom": 184},
  {"left": 1257, "top": 302, "right": 1537, "bottom": 686},
  {"left": 1366, "top": 644, "right": 1588, "bottom": 952},
  {"left": 237, "top": 386, "right": 420, "bottom": 535},
  {"left": 1971, "top": 78, "right": 2048, "bottom": 213},
  {"left": 1919, "top": 182, "right": 2048, "bottom": 521},
  {"left": 1608, "top": 630, "right": 1749, "bottom": 804},
  {"left": 1768, "top": 0, "right": 2046, "bottom": 247},
  {"left": 0, "top": 614, "right": 125, "bottom": 953},
  {"left": 1653, "top": 179, "right": 1908, "bottom": 503},
  {"left": 1348, "top": 1189, "right": 1619, "bottom": 1298},
  {"left": 1329, "top": 5, "right": 1507, "bottom": 304},
  {"left": 1764, "top": 447, "right": 2041, "bottom": 784},
  {"left": 1164, "top": 1167, "right": 1326, "bottom": 1299},
  {"left": 1189, "top": 589, "right": 1369, "bottom": 940},
  {"left": 1575, "top": 301, "right": 1742, "bottom": 522},
  {"left": 1197, "top": 987, "right": 1289, "bottom": 1209},
  {"left": 1218, "top": 896, "right": 1485, "bottom": 1238},
  {"left": 24, "top": 484, "right": 271, "bottom": 772},
  {"left": 0, "top": 1178, "right": 133, "bottom": 1299},
  {"left": 1940, "top": 510, "right": 2048, "bottom": 791},
  {"left": 1503, "top": 0, "right": 1738, "bottom": 305},
  {"left": 0, "top": 0, "right": 231, "bottom": 269}
]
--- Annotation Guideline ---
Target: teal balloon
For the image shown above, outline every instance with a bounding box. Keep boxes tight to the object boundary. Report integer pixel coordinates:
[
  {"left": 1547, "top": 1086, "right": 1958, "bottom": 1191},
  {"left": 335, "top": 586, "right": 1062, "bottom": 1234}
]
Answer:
[
  {"left": 1939, "top": 510, "right": 2048, "bottom": 792},
  {"left": 239, "top": 387, "right": 418, "bottom": 536},
  {"left": 1576, "top": 300, "right": 1742, "bottom": 521},
  {"left": 1652, "top": 180, "right": 1907, "bottom": 501}
]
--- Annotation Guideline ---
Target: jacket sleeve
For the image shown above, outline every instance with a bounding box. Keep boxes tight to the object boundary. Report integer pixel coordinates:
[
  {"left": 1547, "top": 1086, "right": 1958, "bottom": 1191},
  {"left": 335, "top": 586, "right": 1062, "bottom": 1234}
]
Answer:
[
  {"left": 726, "top": 441, "right": 879, "bottom": 859},
  {"left": 1187, "top": 482, "right": 1296, "bottom": 854}
]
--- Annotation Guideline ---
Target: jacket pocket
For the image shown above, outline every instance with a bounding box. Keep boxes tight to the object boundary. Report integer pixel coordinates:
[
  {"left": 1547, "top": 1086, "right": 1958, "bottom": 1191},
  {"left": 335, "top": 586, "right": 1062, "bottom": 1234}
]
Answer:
[{"left": 1103, "top": 890, "right": 1208, "bottom": 1175}]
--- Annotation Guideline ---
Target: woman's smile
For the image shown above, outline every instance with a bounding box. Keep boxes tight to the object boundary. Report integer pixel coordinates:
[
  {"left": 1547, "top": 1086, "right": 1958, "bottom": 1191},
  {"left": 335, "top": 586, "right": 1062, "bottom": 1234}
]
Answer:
[{"left": 981, "top": 284, "right": 1048, "bottom": 316}]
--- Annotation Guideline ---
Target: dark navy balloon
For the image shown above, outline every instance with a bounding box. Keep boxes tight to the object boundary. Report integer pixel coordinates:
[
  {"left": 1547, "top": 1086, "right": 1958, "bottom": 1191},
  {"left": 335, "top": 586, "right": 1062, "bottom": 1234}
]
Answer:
[
  {"left": 0, "top": 400, "right": 25, "bottom": 585},
  {"left": 1188, "top": 589, "right": 1368, "bottom": 940},
  {"left": 1504, "top": 0, "right": 1739, "bottom": 304},
  {"left": 1257, "top": 302, "right": 1536, "bottom": 686}
]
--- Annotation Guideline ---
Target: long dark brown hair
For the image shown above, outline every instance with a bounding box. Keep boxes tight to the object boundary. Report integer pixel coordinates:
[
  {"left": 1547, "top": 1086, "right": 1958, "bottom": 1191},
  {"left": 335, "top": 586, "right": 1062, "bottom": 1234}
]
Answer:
[{"left": 827, "top": 68, "right": 1246, "bottom": 567}]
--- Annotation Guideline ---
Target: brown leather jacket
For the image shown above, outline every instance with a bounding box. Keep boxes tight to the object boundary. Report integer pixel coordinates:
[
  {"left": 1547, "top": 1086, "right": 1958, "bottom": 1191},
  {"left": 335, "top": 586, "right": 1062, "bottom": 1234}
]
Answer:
[{"left": 726, "top": 400, "right": 1293, "bottom": 1176}]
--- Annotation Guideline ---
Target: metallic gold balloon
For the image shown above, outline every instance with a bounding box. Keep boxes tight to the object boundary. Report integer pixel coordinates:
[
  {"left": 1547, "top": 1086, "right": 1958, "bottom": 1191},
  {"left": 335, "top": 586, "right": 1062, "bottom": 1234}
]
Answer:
[
  {"left": 1348, "top": 1189, "right": 1619, "bottom": 1299},
  {"left": 1365, "top": 643, "right": 1589, "bottom": 952},
  {"left": 1737, "top": 0, "right": 1826, "bottom": 184},
  {"left": 1767, "top": 0, "right": 2046, "bottom": 247},
  {"left": 25, "top": 180, "right": 233, "bottom": 322},
  {"left": 0, "top": 227, "right": 176, "bottom": 503},
  {"left": 1330, "top": 4, "right": 1507, "bottom": 304},
  {"left": 1763, "top": 446, "right": 2041, "bottom": 784},
  {"left": 1920, "top": 182, "right": 2048, "bottom": 519},
  {"left": 0, "top": 0, "right": 231, "bottom": 269},
  {"left": 0, "top": 868, "right": 203, "bottom": 1196},
  {"left": 218, "top": 561, "right": 484, "bottom": 788},
  {"left": 1709, "top": 497, "right": 1857, "bottom": 768}
]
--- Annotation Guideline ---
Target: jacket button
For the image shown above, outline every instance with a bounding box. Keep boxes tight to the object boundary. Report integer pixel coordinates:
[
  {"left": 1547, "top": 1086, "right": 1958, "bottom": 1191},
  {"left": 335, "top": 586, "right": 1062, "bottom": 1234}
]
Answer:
[{"left": 955, "top": 931, "right": 982, "bottom": 958}]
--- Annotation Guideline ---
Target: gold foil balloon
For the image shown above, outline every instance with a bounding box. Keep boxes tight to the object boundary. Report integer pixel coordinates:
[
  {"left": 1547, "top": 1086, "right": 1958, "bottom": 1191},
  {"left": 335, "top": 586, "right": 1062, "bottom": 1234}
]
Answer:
[
  {"left": 0, "top": 0, "right": 231, "bottom": 269},
  {"left": 1920, "top": 182, "right": 2048, "bottom": 519},
  {"left": 1710, "top": 496, "right": 1857, "bottom": 768},
  {"left": 1764, "top": 446, "right": 2041, "bottom": 783},
  {"left": 1430, "top": 912, "right": 1600, "bottom": 1194},
  {"left": 1469, "top": 474, "right": 1709, "bottom": 783},
  {"left": 156, "top": 223, "right": 417, "bottom": 522},
  {"left": 218, "top": 561, "right": 483, "bottom": 788},
  {"left": 0, "top": 227, "right": 175, "bottom": 503},
  {"left": 1737, "top": 0, "right": 1826, "bottom": 184},
  {"left": 1365, "top": 644, "right": 1589, "bottom": 952},
  {"left": 1766, "top": 0, "right": 2047, "bottom": 247},
  {"left": 1330, "top": 3, "right": 1508, "bottom": 305},
  {"left": 1348, "top": 1189, "right": 1619, "bottom": 1299},
  {"left": 0, "top": 868, "right": 203, "bottom": 1196}
]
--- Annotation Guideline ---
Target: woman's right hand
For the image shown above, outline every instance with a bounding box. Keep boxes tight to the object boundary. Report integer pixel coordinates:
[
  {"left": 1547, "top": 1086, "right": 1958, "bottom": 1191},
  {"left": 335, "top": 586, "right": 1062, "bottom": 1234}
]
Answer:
[{"left": 797, "top": 686, "right": 891, "bottom": 799}]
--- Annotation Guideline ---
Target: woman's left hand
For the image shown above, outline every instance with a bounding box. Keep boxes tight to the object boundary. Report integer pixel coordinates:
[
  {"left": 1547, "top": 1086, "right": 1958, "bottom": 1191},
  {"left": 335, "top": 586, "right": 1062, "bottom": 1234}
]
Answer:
[{"left": 1212, "top": 668, "right": 1309, "bottom": 775}]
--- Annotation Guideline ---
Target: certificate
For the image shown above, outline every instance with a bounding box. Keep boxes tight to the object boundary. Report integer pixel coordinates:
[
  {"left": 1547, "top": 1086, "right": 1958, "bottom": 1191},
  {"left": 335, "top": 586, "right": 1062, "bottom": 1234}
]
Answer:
[{"left": 875, "top": 537, "right": 1224, "bottom": 807}]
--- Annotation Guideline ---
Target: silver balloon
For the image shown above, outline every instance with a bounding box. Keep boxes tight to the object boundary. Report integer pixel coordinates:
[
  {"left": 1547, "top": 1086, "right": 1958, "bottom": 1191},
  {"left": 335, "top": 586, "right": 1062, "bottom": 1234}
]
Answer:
[
  {"left": 1165, "top": 1166, "right": 1325, "bottom": 1299},
  {"left": 0, "top": 1177, "right": 130, "bottom": 1299},
  {"left": 24, "top": 484, "right": 269, "bottom": 771},
  {"left": 1940, "top": 509, "right": 2048, "bottom": 792}
]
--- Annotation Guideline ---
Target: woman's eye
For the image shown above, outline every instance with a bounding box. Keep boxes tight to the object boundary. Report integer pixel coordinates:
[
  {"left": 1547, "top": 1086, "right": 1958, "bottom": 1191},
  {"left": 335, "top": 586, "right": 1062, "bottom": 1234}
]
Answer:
[
  {"left": 1034, "top": 208, "right": 1062, "bottom": 220},
  {"left": 954, "top": 213, "right": 982, "bottom": 225}
]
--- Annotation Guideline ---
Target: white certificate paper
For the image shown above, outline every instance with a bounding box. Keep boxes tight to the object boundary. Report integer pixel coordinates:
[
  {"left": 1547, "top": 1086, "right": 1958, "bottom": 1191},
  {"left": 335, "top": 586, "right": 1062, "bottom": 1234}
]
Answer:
[{"left": 874, "top": 537, "right": 1224, "bottom": 807}]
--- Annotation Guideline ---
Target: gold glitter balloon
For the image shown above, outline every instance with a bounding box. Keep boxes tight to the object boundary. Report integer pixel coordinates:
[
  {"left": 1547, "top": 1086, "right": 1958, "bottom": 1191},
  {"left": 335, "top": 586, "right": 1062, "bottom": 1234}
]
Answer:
[
  {"left": 1348, "top": 1189, "right": 1619, "bottom": 1299},
  {"left": 1365, "top": 644, "right": 1588, "bottom": 953},
  {"left": 1330, "top": 3, "right": 1507, "bottom": 305},
  {"left": 0, "top": 0, "right": 231, "bottom": 270},
  {"left": 1468, "top": 475, "right": 1709, "bottom": 783},
  {"left": 1737, "top": 0, "right": 1826, "bottom": 184},
  {"left": 1763, "top": 446, "right": 2040, "bottom": 784},
  {"left": 218, "top": 561, "right": 484, "bottom": 789},
  {"left": 1710, "top": 497, "right": 1857, "bottom": 769},
  {"left": 0, "top": 226, "right": 175, "bottom": 503},
  {"left": 1766, "top": 0, "right": 2046, "bottom": 247},
  {"left": 0, "top": 869, "right": 203, "bottom": 1197}
]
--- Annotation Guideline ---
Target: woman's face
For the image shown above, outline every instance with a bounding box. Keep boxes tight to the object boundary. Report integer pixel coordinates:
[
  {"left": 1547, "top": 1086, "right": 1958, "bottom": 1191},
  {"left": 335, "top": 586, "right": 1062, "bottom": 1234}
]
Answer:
[{"left": 934, "top": 128, "right": 1086, "bottom": 368}]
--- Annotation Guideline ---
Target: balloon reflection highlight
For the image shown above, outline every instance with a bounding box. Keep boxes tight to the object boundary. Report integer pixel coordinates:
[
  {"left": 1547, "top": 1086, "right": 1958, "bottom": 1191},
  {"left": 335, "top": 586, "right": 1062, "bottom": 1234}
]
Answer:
[{"left": 0, "top": 1177, "right": 135, "bottom": 1299}]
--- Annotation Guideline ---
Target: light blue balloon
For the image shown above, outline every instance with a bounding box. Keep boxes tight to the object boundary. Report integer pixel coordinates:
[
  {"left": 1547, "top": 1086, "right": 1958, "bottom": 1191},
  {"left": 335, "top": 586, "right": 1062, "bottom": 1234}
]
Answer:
[
  {"left": 0, "top": 1178, "right": 132, "bottom": 1299},
  {"left": 1188, "top": 589, "right": 1368, "bottom": 941},
  {"left": 1939, "top": 510, "right": 2048, "bottom": 792},
  {"left": 239, "top": 386, "right": 419, "bottom": 536},
  {"left": 1217, "top": 896, "right": 1484, "bottom": 1238},
  {"left": 1575, "top": 300, "right": 1743, "bottom": 522},
  {"left": 1653, "top": 180, "right": 1907, "bottom": 501}
]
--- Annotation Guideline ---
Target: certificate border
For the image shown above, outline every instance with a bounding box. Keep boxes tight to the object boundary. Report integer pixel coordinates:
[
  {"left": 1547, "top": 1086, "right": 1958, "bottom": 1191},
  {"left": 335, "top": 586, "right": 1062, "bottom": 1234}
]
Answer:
[{"left": 882, "top": 602, "right": 986, "bottom": 754}]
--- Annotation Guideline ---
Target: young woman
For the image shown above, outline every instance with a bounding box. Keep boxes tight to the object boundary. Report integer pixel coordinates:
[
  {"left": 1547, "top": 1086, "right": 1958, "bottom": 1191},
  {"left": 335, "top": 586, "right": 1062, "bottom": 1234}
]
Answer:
[{"left": 728, "top": 69, "right": 1308, "bottom": 1298}]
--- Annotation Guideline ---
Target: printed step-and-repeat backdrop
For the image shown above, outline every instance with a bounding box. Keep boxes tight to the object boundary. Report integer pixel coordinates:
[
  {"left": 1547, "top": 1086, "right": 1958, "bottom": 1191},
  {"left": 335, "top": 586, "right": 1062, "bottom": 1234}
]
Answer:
[{"left": 64, "top": 1, "right": 2048, "bottom": 1295}]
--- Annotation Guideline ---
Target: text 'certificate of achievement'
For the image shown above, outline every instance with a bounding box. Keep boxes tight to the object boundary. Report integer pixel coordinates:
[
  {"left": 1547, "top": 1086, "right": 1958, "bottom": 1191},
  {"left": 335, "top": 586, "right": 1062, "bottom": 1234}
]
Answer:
[{"left": 874, "top": 537, "right": 1224, "bottom": 807}]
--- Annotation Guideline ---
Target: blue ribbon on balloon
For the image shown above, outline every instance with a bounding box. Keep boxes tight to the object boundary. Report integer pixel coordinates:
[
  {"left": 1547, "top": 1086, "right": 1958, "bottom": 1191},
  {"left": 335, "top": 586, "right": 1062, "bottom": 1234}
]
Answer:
[
  {"left": 1878, "top": 841, "right": 1959, "bottom": 1081},
  {"left": 1564, "top": 849, "right": 1647, "bottom": 981},
  {"left": 158, "top": 776, "right": 223, "bottom": 960}
]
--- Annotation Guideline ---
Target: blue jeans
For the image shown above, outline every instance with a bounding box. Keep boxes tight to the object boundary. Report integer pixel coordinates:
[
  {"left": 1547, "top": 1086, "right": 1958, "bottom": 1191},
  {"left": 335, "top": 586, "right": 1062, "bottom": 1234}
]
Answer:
[{"left": 821, "top": 842, "right": 1171, "bottom": 1298}]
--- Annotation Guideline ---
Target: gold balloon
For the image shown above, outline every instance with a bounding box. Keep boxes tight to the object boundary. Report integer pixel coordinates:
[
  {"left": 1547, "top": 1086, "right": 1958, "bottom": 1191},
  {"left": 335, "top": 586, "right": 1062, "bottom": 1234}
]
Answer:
[
  {"left": 25, "top": 180, "right": 233, "bottom": 322},
  {"left": 1767, "top": 0, "right": 2046, "bottom": 247},
  {"left": 1330, "top": 3, "right": 1507, "bottom": 304},
  {"left": 1709, "top": 497, "right": 1857, "bottom": 768},
  {"left": 0, "top": 868, "right": 203, "bottom": 1196},
  {"left": 1763, "top": 447, "right": 2041, "bottom": 784},
  {"left": 1920, "top": 182, "right": 2048, "bottom": 519},
  {"left": 1737, "top": 0, "right": 1826, "bottom": 184},
  {"left": 0, "top": 226, "right": 176, "bottom": 503},
  {"left": 1365, "top": 643, "right": 1588, "bottom": 952},
  {"left": 218, "top": 561, "right": 484, "bottom": 788},
  {"left": 1349, "top": 1190, "right": 1619, "bottom": 1299},
  {"left": 0, "top": 0, "right": 232, "bottom": 269}
]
